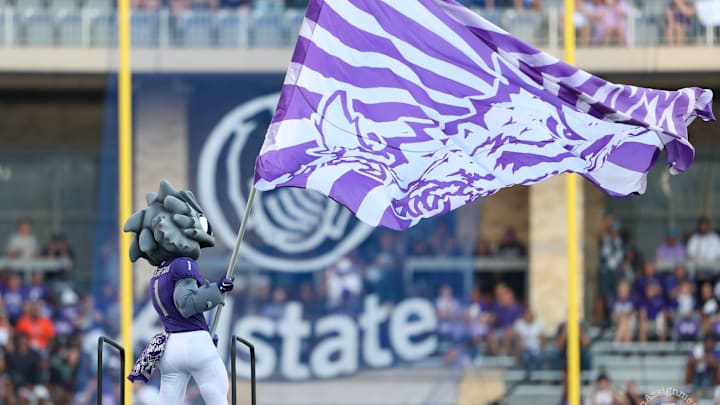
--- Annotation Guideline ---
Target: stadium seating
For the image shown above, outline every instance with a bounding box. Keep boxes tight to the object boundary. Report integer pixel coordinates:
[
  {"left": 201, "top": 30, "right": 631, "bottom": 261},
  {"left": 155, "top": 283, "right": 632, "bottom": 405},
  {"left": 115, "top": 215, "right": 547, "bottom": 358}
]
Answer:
[
  {"left": 250, "top": 10, "right": 285, "bottom": 47},
  {"left": 131, "top": 11, "right": 158, "bottom": 47},
  {"left": 89, "top": 12, "right": 116, "bottom": 46},
  {"left": 56, "top": 10, "right": 82, "bottom": 46},
  {"left": 175, "top": 11, "right": 215, "bottom": 48},
  {"left": 22, "top": 10, "right": 54, "bottom": 46},
  {"left": 216, "top": 10, "right": 250, "bottom": 48},
  {"left": 49, "top": 0, "right": 78, "bottom": 10}
]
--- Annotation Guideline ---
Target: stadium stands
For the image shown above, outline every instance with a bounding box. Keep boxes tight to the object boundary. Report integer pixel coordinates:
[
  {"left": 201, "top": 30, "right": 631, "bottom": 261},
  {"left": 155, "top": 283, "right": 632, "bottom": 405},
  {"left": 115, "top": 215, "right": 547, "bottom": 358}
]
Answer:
[{"left": 0, "top": 1, "right": 715, "bottom": 48}]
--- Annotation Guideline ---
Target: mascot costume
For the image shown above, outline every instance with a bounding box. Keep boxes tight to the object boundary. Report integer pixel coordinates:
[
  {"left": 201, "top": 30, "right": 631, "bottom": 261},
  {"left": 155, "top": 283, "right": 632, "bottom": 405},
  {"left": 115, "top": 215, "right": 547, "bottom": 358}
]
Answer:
[{"left": 124, "top": 180, "right": 234, "bottom": 405}]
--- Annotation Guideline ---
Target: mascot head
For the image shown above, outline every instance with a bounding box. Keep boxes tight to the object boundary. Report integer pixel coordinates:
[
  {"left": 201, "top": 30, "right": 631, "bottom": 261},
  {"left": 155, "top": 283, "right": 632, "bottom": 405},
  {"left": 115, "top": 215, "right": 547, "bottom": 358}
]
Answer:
[{"left": 123, "top": 180, "right": 215, "bottom": 266}]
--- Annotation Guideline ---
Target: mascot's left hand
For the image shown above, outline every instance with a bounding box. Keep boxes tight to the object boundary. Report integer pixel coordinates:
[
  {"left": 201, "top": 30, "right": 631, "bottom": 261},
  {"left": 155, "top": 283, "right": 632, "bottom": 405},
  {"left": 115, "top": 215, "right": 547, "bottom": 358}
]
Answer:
[{"left": 217, "top": 277, "right": 234, "bottom": 293}]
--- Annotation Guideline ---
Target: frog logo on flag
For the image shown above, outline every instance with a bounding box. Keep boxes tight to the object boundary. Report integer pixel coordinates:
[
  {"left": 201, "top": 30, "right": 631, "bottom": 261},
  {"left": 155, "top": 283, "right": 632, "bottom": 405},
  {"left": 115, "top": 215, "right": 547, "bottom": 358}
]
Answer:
[{"left": 197, "top": 92, "right": 374, "bottom": 272}]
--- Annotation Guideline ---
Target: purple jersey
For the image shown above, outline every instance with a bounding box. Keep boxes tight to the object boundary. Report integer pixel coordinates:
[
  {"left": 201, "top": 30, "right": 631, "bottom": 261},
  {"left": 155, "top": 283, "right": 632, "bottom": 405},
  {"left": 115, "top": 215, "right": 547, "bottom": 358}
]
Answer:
[
  {"left": 22, "top": 284, "right": 47, "bottom": 302},
  {"left": 633, "top": 275, "right": 662, "bottom": 302},
  {"left": 611, "top": 298, "right": 634, "bottom": 315},
  {"left": 1, "top": 288, "right": 24, "bottom": 320},
  {"left": 151, "top": 257, "right": 209, "bottom": 333},
  {"left": 492, "top": 302, "right": 523, "bottom": 328},
  {"left": 641, "top": 295, "right": 665, "bottom": 320}
]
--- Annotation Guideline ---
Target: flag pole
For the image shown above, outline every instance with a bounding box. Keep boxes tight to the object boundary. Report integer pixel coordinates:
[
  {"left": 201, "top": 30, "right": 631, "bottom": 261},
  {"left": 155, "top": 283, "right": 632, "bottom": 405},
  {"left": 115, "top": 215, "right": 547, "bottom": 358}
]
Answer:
[
  {"left": 563, "top": 0, "right": 580, "bottom": 405},
  {"left": 118, "top": 0, "right": 134, "bottom": 403},
  {"left": 209, "top": 187, "right": 258, "bottom": 335}
]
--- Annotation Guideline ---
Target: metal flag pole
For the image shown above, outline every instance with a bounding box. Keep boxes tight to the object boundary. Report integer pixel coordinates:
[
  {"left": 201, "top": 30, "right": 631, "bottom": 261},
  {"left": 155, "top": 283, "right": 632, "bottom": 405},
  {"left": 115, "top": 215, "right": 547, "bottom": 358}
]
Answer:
[{"left": 210, "top": 186, "right": 258, "bottom": 335}]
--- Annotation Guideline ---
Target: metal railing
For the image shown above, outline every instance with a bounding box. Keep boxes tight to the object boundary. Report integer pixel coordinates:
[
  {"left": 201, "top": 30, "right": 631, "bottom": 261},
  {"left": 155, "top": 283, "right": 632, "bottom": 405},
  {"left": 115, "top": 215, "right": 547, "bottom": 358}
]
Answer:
[
  {"left": 97, "top": 336, "right": 126, "bottom": 405},
  {"left": 231, "top": 335, "right": 257, "bottom": 405},
  {"left": 0, "top": 6, "right": 717, "bottom": 49}
]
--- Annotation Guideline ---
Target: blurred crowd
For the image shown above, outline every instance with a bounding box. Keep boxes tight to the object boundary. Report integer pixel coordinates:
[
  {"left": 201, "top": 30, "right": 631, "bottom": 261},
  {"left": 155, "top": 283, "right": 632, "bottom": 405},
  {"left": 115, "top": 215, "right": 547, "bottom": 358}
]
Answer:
[
  {"left": 6, "top": 209, "right": 720, "bottom": 400},
  {"left": 128, "top": 0, "right": 703, "bottom": 47},
  {"left": 596, "top": 215, "right": 720, "bottom": 344},
  {"left": 0, "top": 218, "right": 123, "bottom": 405}
]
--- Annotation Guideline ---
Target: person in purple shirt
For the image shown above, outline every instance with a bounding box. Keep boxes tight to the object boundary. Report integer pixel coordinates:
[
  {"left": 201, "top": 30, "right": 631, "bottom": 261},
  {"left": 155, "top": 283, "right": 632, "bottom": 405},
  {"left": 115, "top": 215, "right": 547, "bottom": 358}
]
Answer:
[
  {"left": 488, "top": 283, "right": 523, "bottom": 354},
  {"left": 632, "top": 261, "right": 663, "bottom": 304},
  {"left": 22, "top": 272, "right": 47, "bottom": 303},
  {"left": 1, "top": 273, "right": 25, "bottom": 324},
  {"left": 638, "top": 281, "right": 668, "bottom": 342},
  {"left": 124, "top": 181, "right": 233, "bottom": 405},
  {"left": 664, "top": 264, "right": 693, "bottom": 306},
  {"left": 656, "top": 228, "right": 687, "bottom": 264}
]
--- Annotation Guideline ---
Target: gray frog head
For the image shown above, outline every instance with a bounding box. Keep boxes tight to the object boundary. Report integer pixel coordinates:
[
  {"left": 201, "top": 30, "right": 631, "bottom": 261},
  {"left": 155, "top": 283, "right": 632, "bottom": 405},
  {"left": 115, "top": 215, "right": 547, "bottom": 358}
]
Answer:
[{"left": 123, "top": 180, "right": 215, "bottom": 266}]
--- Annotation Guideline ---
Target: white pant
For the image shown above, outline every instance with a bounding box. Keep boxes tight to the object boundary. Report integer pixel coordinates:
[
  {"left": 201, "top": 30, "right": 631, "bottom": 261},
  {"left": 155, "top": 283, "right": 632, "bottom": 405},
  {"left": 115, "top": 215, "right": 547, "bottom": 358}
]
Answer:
[{"left": 159, "top": 330, "right": 229, "bottom": 405}]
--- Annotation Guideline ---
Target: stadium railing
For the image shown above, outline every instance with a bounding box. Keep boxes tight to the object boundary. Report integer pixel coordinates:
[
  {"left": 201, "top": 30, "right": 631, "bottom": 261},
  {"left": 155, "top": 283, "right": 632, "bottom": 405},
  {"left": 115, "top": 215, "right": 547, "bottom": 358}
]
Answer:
[
  {"left": 0, "top": 257, "right": 72, "bottom": 281},
  {"left": 0, "top": 6, "right": 716, "bottom": 49}
]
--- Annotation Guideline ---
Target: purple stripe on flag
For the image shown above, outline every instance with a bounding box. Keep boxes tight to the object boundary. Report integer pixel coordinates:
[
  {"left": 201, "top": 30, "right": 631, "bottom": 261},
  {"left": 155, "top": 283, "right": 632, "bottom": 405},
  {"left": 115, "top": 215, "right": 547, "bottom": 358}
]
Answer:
[
  {"left": 495, "top": 151, "right": 575, "bottom": 172},
  {"left": 343, "top": 0, "right": 496, "bottom": 72},
  {"left": 271, "top": 85, "right": 323, "bottom": 124},
  {"left": 351, "top": 100, "right": 427, "bottom": 123},
  {"left": 305, "top": 2, "right": 486, "bottom": 99},
  {"left": 607, "top": 142, "right": 660, "bottom": 173},
  {"left": 328, "top": 170, "right": 383, "bottom": 213},
  {"left": 254, "top": 141, "right": 318, "bottom": 184},
  {"left": 298, "top": 39, "right": 471, "bottom": 117}
]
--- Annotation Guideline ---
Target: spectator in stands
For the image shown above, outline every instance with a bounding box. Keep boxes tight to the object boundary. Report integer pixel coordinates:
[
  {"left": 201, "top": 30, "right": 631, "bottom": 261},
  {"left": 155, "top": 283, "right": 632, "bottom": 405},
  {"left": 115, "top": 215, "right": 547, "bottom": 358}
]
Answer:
[
  {"left": 488, "top": 284, "right": 523, "bottom": 354},
  {"left": 0, "top": 351, "right": 14, "bottom": 405},
  {"left": 429, "top": 222, "right": 464, "bottom": 257},
  {"left": 685, "top": 335, "right": 720, "bottom": 389},
  {"left": 476, "top": 0, "right": 540, "bottom": 9},
  {"left": 618, "top": 246, "right": 642, "bottom": 285},
  {"left": 610, "top": 281, "right": 634, "bottom": 345},
  {"left": 588, "top": 373, "right": 629, "bottom": 405},
  {"left": 436, "top": 284, "right": 461, "bottom": 342},
  {"left": 687, "top": 216, "right": 720, "bottom": 266},
  {"left": 473, "top": 237, "right": 494, "bottom": 257},
  {"left": 496, "top": 227, "right": 526, "bottom": 258},
  {"left": 656, "top": 228, "right": 686, "bottom": 264},
  {"left": 674, "top": 280, "right": 700, "bottom": 341},
  {"left": 0, "top": 308, "right": 11, "bottom": 351},
  {"left": 596, "top": 217, "right": 623, "bottom": 324},
  {"left": 15, "top": 300, "right": 55, "bottom": 353},
  {"left": 262, "top": 287, "right": 288, "bottom": 322},
  {"left": 665, "top": 0, "right": 696, "bottom": 46},
  {"left": 638, "top": 280, "right": 668, "bottom": 342},
  {"left": 596, "top": 0, "right": 629, "bottom": 46},
  {"left": 221, "top": 0, "right": 253, "bottom": 8},
  {"left": 467, "top": 286, "right": 492, "bottom": 350},
  {"left": 23, "top": 272, "right": 47, "bottom": 303},
  {"left": 700, "top": 281, "right": 720, "bottom": 336},
  {"left": 5, "top": 217, "right": 38, "bottom": 260},
  {"left": 326, "top": 258, "right": 363, "bottom": 315},
  {"left": 2, "top": 273, "right": 24, "bottom": 325},
  {"left": 513, "top": 309, "right": 544, "bottom": 378},
  {"left": 254, "top": 0, "right": 285, "bottom": 12},
  {"left": 624, "top": 380, "right": 643, "bottom": 405},
  {"left": 573, "top": 0, "right": 596, "bottom": 47},
  {"left": 372, "top": 233, "right": 404, "bottom": 304},
  {"left": 632, "top": 261, "right": 662, "bottom": 304},
  {"left": 7, "top": 333, "right": 49, "bottom": 405},
  {"left": 551, "top": 321, "right": 592, "bottom": 371},
  {"left": 665, "top": 264, "right": 693, "bottom": 305},
  {"left": 297, "top": 281, "right": 324, "bottom": 321},
  {"left": 285, "top": 0, "right": 308, "bottom": 9},
  {"left": 42, "top": 233, "right": 74, "bottom": 263}
]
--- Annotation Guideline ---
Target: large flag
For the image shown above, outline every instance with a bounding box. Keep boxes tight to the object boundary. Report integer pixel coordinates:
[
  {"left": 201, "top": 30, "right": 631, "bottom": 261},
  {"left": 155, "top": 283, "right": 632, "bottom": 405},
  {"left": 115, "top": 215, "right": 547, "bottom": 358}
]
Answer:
[{"left": 254, "top": 0, "right": 715, "bottom": 231}]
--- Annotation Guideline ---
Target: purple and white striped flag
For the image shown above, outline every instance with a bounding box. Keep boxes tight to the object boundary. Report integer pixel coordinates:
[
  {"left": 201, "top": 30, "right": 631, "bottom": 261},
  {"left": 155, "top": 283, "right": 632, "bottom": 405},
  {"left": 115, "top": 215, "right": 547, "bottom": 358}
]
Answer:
[{"left": 254, "top": 0, "right": 715, "bottom": 230}]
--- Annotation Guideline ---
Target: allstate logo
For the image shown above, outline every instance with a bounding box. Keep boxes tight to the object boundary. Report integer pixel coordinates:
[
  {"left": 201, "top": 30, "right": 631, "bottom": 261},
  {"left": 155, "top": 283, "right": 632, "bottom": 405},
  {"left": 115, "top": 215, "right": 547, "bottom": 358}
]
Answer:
[{"left": 197, "top": 93, "right": 374, "bottom": 272}]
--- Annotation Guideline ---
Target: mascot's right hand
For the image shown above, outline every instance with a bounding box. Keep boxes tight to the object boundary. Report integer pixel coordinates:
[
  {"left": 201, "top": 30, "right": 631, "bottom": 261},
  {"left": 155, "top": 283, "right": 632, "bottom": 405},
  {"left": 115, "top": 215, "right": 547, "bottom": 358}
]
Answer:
[{"left": 217, "top": 277, "right": 234, "bottom": 294}]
